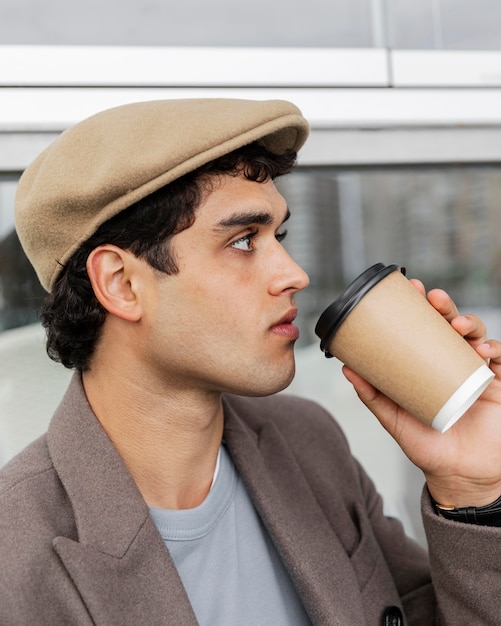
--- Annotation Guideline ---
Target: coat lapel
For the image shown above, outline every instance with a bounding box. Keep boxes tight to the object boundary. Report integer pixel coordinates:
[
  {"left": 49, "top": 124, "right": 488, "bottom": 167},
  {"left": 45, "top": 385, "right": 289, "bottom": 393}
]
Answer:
[
  {"left": 52, "top": 523, "right": 197, "bottom": 626},
  {"left": 223, "top": 397, "right": 367, "bottom": 626},
  {"left": 47, "top": 374, "right": 197, "bottom": 625},
  {"left": 48, "top": 374, "right": 368, "bottom": 625}
]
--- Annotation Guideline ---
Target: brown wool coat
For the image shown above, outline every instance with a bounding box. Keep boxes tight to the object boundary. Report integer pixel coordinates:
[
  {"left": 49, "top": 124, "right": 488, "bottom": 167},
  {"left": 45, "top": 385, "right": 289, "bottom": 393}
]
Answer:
[{"left": 1, "top": 374, "right": 500, "bottom": 625}]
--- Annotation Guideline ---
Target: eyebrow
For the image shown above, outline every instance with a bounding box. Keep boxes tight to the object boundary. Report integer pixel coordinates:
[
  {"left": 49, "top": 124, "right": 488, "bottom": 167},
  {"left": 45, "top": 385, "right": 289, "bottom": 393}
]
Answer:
[{"left": 214, "top": 208, "right": 291, "bottom": 231}]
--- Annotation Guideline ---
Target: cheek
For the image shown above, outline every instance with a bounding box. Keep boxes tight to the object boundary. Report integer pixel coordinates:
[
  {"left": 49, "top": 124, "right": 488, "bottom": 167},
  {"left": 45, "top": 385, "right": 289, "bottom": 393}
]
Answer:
[
  {"left": 156, "top": 262, "right": 264, "bottom": 333},
  {"left": 197, "top": 272, "right": 258, "bottom": 309}
]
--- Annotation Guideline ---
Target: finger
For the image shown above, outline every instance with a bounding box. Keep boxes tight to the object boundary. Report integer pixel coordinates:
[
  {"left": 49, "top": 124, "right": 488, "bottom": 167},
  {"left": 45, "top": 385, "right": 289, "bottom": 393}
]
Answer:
[
  {"left": 342, "top": 365, "right": 429, "bottom": 444},
  {"left": 451, "top": 314, "right": 487, "bottom": 345},
  {"left": 342, "top": 365, "right": 377, "bottom": 400},
  {"left": 478, "top": 340, "right": 501, "bottom": 372},
  {"left": 408, "top": 278, "right": 426, "bottom": 297},
  {"left": 342, "top": 365, "right": 399, "bottom": 427},
  {"left": 426, "top": 288, "right": 488, "bottom": 344},
  {"left": 426, "top": 288, "right": 460, "bottom": 322}
]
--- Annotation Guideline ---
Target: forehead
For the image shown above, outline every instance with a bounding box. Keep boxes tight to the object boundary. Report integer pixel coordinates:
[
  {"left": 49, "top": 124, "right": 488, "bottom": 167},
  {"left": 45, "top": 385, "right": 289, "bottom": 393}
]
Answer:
[{"left": 194, "top": 173, "right": 288, "bottom": 224}]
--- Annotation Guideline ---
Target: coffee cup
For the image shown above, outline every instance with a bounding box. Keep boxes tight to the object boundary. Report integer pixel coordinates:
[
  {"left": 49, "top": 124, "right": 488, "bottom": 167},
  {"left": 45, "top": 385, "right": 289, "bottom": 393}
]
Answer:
[{"left": 314, "top": 263, "right": 494, "bottom": 432}]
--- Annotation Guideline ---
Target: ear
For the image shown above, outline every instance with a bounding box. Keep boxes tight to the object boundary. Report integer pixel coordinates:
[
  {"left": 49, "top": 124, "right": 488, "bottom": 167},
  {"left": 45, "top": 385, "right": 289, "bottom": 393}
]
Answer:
[{"left": 86, "top": 245, "right": 144, "bottom": 322}]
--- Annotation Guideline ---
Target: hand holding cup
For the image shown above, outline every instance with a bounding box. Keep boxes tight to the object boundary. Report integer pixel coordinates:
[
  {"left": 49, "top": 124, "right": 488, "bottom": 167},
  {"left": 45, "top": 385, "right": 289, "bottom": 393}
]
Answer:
[{"left": 315, "top": 264, "right": 501, "bottom": 507}]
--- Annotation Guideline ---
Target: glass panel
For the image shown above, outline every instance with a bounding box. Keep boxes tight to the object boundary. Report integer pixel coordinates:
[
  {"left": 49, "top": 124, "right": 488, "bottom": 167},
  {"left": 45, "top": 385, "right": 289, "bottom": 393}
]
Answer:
[
  {"left": 388, "top": 0, "right": 501, "bottom": 50},
  {"left": 3, "top": 165, "right": 501, "bottom": 342},
  {"left": 440, "top": 0, "right": 501, "bottom": 50},
  {"left": 386, "top": 0, "right": 435, "bottom": 49},
  {"left": 278, "top": 165, "right": 501, "bottom": 345},
  {"left": 0, "top": 178, "right": 17, "bottom": 240},
  {"left": 0, "top": 175, "right": 45, "bottom": 331},
  {"left": 0, "top": 0, "right": 374, "bottom": 48}
]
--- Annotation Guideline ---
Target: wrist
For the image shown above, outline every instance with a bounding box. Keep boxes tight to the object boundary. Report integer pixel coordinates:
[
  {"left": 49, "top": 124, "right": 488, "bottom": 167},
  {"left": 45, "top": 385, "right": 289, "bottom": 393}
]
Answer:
[
  {"left": 426, "top": 478, "right": 501, "bottom": 509},
  {"left": 431, "top": 492, "right": 501, "bottom": 527}
]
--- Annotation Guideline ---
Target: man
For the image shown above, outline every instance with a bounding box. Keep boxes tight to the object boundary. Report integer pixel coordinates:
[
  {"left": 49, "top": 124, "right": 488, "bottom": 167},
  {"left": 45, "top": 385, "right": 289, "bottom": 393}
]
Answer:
[{"left": 1, "top": 98, "right": 500, "bottom": 625}]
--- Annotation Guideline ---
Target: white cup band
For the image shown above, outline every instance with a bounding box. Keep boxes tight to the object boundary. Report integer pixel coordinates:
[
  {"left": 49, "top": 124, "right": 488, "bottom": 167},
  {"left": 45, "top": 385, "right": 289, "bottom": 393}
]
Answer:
[{"left": 431, "top": 364, "right": 494, "bottom": 433}]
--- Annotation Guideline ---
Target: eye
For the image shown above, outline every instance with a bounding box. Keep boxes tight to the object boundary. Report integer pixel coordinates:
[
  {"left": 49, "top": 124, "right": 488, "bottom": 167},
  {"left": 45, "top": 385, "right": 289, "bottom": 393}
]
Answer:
[
  {"left": 276, "top": 229, "right": 288, "bottom": 243},
  {"left": 230, "top": 233, "right": 255, "bottom": 251}
]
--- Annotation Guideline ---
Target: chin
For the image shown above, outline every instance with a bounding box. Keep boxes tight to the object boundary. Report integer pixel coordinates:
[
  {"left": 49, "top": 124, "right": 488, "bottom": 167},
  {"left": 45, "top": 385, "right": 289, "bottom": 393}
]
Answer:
[{"left": 238, "top": 368, "right": 296, "bottom": 398}]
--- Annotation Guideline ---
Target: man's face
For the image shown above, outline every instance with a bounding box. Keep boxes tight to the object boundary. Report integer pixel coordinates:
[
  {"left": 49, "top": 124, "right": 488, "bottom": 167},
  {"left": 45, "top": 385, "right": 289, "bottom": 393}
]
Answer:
[{"left": 141, "top": 173, "right": 309, "bottom": 397}]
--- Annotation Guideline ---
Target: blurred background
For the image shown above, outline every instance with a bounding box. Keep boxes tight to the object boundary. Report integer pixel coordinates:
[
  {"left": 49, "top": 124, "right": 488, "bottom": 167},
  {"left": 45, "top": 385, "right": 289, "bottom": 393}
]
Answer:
[{"left": 1, "top": 0, "right": 501, "bottom": 545}]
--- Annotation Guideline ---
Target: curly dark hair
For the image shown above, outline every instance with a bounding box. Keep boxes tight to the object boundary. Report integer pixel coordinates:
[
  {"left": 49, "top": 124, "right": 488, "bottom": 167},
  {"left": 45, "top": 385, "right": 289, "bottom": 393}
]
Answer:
[{"left": 40, "top": 142, "right": 297, "bottom": 371}]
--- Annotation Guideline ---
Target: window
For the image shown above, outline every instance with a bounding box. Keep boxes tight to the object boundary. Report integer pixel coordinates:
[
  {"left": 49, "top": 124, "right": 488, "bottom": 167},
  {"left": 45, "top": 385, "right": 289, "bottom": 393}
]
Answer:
[
  {"left": 388, "top": 0, "right": 501, "bottom": 50},
  {"left": 3, "top": 166, "right": 501, "bottom": 338},
  {"left": 279, "top": 164, "right": 501, "bottom": 345},
  {"left": 0, "top": 175, "right": 45, "bottom": 331},
  {"left": 0, "top": 0, "right": 374, "bottom": 48}
]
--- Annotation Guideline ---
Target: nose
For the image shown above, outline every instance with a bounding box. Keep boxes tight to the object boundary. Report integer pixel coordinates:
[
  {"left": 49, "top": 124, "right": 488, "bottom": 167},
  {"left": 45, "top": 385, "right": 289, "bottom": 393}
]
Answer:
[{"left": 268, "top": 244, "right": 310, "bottom": 296}]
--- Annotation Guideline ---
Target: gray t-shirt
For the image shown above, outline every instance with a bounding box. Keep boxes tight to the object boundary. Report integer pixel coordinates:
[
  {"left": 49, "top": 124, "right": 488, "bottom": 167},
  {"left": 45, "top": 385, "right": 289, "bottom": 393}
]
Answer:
[{"left": 149, "top": 445, "right": 311, "bottom": 626}]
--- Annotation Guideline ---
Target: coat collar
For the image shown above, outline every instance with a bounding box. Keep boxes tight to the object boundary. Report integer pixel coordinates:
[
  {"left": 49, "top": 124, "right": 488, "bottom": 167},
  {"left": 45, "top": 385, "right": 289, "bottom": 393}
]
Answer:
[
  {"left": 222, "top": 395, "right": 367, "bottom": 625},
  {"left": 48, "top": 372, "right": 149, "bottom": 558},
  {"left": 47, "top": 373, "right": 198, "bottom": 625},
  {"left": 47, "top": 374, "right": 366, "bottom": 625}
]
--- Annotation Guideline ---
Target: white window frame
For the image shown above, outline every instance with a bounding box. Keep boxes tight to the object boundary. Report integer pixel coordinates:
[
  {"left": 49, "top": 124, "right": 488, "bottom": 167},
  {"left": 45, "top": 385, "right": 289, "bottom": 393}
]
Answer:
[{"left": 2, "top": 45, "right": 501, "bottom": 168}]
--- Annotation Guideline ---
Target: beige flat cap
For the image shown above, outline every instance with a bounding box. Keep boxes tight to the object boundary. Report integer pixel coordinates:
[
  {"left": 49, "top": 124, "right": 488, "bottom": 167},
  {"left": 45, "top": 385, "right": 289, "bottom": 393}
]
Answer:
[{"left": 15, "top": 98, "right": 309, "bottom": 291}]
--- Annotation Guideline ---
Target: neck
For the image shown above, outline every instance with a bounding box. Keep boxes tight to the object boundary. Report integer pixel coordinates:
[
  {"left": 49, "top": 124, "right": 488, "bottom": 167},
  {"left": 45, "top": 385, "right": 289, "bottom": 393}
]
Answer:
[{"left": 82, "top": 362, "right": 224, "bottom": 510}]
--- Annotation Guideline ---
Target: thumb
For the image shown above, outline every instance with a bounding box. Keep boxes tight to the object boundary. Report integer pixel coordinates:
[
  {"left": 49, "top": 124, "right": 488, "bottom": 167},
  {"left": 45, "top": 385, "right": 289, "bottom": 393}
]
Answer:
[{"left": 341, "top": 365, "right": 431, "bottom": 443}]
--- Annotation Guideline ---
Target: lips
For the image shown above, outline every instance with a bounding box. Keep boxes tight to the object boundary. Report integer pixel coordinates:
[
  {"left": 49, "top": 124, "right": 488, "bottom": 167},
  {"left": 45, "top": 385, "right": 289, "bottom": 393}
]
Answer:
[
  {"left": 276, "top": 309, "right": 297, "bottom": 326},
  {"left": 270, "top": 309, "right": 300, "bottom": 340}
]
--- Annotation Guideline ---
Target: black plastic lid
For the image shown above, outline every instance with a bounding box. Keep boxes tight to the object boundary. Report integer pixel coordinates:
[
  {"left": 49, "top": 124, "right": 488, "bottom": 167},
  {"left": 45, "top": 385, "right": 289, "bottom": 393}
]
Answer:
[{"left": 314, "top": 263, "right": 405, "bottom": 357}]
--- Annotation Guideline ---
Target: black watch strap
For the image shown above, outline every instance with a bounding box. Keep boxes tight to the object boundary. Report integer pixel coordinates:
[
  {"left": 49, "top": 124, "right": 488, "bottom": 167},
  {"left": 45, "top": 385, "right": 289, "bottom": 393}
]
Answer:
[{"left": 434, "top": 494, "right": 501, "bottom": 527}]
